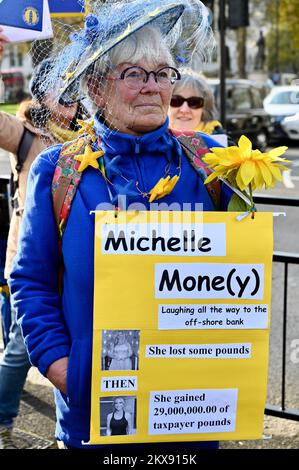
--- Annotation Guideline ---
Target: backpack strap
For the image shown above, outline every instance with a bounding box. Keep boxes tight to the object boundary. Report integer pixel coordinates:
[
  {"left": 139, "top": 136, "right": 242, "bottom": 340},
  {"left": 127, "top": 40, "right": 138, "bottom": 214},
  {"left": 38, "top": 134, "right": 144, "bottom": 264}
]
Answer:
[
  {"left": 176, "top": 131, "right": 221, "bottom": 210},
  {"left": 10, "top": 127, "right": 35, "bottom": 215},
  {"left": 52, "top": 136, "right": 87, "bottom": 238},
  {"left": 16, "top": 127, "right": 35, "bottom": 172}
]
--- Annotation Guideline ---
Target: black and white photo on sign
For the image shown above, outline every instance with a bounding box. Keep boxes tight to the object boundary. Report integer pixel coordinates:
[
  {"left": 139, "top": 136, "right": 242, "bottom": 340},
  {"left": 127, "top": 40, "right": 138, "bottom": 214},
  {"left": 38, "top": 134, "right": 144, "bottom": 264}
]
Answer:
[
  {"left": 100, "top": 396, "right": 137, "bottom": 436},
  {"left": 101, "top": 330, "right": 140, "bottom": 371}
]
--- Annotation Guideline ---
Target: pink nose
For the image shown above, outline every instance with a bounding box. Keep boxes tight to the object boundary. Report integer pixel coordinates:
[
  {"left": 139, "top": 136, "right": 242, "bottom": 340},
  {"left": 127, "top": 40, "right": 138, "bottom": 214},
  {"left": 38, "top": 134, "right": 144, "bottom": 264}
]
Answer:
[{"left": 142, "top": 74, "right": 160, "bottom": 91}]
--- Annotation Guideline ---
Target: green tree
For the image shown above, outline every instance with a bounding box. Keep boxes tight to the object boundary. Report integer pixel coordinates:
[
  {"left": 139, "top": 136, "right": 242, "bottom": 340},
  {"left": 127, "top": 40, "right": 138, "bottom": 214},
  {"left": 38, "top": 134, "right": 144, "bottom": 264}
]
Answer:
[{"left": 266, "top": 0, "right": 299, "bottom": 73}]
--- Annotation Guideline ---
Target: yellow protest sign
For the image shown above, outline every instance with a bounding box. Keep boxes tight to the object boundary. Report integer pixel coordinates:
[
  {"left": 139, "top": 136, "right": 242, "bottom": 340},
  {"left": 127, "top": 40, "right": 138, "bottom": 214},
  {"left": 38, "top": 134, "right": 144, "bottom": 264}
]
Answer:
[{"left": 90, "top": 211, "right": 273, "bottom": 444}]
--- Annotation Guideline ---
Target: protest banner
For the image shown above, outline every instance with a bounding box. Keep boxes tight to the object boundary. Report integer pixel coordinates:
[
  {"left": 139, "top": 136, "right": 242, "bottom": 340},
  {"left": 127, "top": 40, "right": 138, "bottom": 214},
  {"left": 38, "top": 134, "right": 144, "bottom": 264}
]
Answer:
[{"left": 89, "top": 211, "right": 273, "bottom": 443}]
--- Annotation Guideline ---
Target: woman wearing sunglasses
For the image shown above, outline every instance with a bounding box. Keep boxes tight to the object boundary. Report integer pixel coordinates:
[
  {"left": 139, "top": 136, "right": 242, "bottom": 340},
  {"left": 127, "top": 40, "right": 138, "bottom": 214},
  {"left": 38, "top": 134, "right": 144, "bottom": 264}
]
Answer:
[{"left": 169, "top": 69, "right": 227, "bottom": 139}]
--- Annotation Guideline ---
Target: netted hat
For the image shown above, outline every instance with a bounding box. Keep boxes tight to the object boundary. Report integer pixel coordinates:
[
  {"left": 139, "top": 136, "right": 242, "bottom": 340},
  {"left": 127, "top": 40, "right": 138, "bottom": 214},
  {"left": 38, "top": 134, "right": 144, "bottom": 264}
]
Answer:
[{"left": 39, "top": 0, "right": 215, "bottom": 106}]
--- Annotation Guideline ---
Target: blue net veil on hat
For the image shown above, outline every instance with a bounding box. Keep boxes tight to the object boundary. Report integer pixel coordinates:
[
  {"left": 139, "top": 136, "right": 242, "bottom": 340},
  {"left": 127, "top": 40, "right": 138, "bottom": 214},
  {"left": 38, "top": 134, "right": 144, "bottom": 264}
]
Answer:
[{"left": 37, "top": 0, "right": 215, "bottom": 104}]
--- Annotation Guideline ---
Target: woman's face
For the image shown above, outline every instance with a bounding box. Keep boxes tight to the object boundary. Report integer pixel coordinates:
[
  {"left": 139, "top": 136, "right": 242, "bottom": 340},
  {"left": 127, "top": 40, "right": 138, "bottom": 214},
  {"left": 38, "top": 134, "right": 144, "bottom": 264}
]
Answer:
[
  {"left": 91, "top": 61, "right": 173, "bottom": 135},
  {"left": 114, "top": 399, "right": 125, "bottom": 410},
  {"left": 117, "top": 333, "right": 126, "bottom": 344},
  {"left": 44, "top": 91, "right": 78, "bottom": 127},
  {"left": 168, "top": 86, "right": 204, "bottom": 132}
]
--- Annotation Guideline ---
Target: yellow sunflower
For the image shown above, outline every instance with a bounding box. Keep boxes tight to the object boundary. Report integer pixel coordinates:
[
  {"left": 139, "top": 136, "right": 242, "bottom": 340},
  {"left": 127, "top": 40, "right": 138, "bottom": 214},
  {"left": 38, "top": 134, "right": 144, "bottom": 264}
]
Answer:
[{"left": 202, "top": 135, "right": 290, "bottom": 192}]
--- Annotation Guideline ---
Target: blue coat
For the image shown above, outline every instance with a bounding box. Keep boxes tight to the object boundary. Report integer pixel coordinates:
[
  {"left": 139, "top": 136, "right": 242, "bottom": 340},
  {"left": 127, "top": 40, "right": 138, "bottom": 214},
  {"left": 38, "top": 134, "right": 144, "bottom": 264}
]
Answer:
[{"left": 9, "top": 118, "right": 232, "bottom": 448}]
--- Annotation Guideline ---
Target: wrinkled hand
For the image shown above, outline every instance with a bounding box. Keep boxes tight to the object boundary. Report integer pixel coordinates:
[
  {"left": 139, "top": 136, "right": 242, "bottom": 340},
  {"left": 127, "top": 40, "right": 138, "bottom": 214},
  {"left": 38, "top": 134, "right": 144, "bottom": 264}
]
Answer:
[
  {"left": 46, "top": 357, "right": 69, "bottom": 394},
  {"left": 0, "top": 27, "right": 9, "bottom": 60}
]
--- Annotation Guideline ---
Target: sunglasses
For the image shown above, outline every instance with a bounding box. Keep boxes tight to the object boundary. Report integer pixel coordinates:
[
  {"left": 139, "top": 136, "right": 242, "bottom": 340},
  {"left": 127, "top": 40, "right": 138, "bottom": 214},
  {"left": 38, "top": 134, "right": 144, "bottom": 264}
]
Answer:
[{"left": 170, "top": 95, "right": 204, "bottom": 109}]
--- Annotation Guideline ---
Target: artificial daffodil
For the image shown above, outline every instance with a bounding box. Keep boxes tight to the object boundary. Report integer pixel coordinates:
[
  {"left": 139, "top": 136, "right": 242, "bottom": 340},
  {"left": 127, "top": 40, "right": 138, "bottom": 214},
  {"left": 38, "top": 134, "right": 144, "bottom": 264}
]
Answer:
[
  {"left": 202, "top": 135, "right": 290, "bottom": 211},
  {"left": 203, "top": 135, "right": 290, "bottom": 190},
  {"left": 148, "top": 175, "right": 180, "bottom": 203}
]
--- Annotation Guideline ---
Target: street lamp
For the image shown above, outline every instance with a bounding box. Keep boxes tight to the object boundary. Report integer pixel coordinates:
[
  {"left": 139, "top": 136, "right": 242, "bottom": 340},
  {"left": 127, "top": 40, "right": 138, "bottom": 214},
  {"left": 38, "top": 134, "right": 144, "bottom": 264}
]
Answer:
[{"left": 219, "top": 0, "right": 227, "bottom": 127}]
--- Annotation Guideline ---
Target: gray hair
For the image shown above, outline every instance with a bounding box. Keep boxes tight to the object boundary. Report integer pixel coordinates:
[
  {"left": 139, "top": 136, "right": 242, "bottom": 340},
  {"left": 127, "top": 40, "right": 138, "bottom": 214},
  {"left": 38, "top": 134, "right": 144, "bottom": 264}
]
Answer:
[
  {"left": 173, "top": 70, "right": 218, "bottom": 122},
  {"left": 109, "top": 26, "right": 175, "bottom": 68}
]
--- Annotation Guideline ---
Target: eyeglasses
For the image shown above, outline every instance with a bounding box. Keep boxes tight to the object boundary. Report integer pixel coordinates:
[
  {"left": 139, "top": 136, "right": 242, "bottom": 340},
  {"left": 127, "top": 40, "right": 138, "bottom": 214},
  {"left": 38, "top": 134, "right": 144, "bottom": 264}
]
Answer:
[
  {"left": 170, "top": 95, "right": 205, "bottom": 109},
  {"left": 107, "top": 66, "right": 181, "bottom": 90}
]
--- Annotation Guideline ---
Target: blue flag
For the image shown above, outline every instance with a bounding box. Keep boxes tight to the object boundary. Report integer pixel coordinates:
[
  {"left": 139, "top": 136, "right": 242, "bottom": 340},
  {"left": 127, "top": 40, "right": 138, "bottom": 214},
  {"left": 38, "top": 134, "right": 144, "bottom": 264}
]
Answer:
[
  {"left": 48, "top": 0, "right": 84, "bottom": 15},
  {"left": 0, "top": 0, "right": 44, "bottom": 31}
]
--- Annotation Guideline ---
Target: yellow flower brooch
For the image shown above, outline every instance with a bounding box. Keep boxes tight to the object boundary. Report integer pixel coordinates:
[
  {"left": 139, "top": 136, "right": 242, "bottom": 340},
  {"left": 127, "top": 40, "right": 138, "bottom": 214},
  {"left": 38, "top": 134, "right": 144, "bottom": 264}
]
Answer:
[{"left": 148, "top": 175, "right": 180, "bottom": 203}]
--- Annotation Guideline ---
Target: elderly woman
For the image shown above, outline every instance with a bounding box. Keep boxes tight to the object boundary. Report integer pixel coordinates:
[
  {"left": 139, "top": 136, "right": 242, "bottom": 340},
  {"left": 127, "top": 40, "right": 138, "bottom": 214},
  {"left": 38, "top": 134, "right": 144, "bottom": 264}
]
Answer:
[{"left": 9, "top": 0, "right": 238, "bottom": 450}]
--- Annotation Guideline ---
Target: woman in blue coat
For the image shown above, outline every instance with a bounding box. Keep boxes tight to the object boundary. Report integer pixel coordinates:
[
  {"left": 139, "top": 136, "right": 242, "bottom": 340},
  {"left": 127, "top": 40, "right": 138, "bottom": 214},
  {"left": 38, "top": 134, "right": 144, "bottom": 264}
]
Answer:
[{"left": 9, "top": 0, "right": 237, "bottom": 450}]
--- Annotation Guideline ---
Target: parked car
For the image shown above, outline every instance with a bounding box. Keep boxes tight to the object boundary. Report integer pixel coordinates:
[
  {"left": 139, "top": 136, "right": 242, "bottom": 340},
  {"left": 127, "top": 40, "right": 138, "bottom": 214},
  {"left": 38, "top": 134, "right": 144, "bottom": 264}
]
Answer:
[
  {"left": 263, "top": 85, "right": 299, "bottom": 141},
  {"left": 208, "top": 79, "right": 272, "bottom": 150},
  {"left": 281, "top": 112, "right": 299, "bottom": 141}
]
